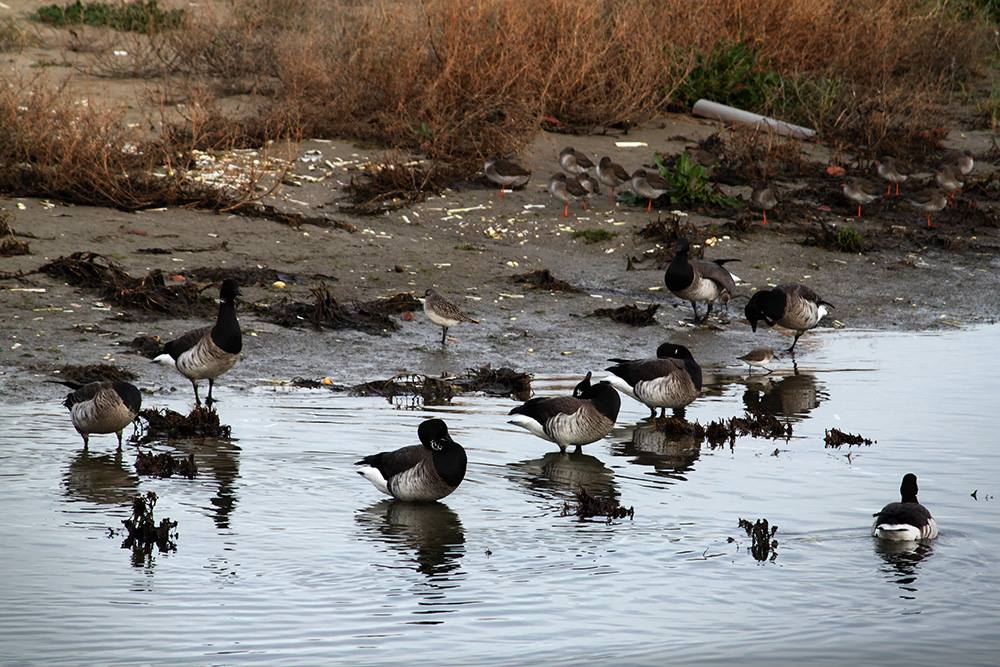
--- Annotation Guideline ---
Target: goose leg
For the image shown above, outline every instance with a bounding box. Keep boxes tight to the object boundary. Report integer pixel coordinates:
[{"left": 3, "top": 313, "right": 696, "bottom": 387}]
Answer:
[
  {"left": 192, "top": 380, "right": 201, "bottom": 406},
  {"left": 690, "top": 301, "right": 699, "bottom": 321},
  {"left": 787, "top": 333, "right": 802, "bottom": 354},
  {"left": 673, "top": 406, "right": 686, "bottom": 421},
  {"left": 81, "top": 433, "right": 89, "bottom": 451},
  {"left": 702, "top": 301, "right": 713, "bottom": 324},
  {"left": 116, "top": 430, "right": 123, "bottom": 451},
  {"left": 207, "top": 378, "right": 216, "bottom": 406}
]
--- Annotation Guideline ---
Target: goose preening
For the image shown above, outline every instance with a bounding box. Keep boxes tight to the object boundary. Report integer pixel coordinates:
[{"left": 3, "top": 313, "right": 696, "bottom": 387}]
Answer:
[
  {"left": 874, "top": 158, "right": 907, "bottom": 196},
  {"left": 422, "top": 288, "right": 479, "bottom": 346},
  {"left": 356, "top": 418, "right": 467, "bottom": 502},
  {"left": 745, "top": 283, "right": 833, "bottom": 353},
  {"left": 629, "top": 168, "right": 669, "bottom": 212},
  {"left": 596, "top": 156, "right": 630, "bottom": 203},
  {"left": 872, "top": 473, "right": 939, "bottom": 541},
  {"left": 153, "top": 279, "right": 242, "bottom": 405},
  {"left": 605, "top": 343, "right": 702, "bottom": 422},
  {"left": 548, "top": 172, "right": 589, "bottom": 218},
  {"left": 508, "top": 372, "right": 621, "bottom": 453},
  {"left": 54, "top": 380, "right": 142, "bottom": 450},
  {"left": 738, "top": 347, "right": 779, "bottom": 375},
  {"left": 559, "top": 146, "right": 594, "bottom": 176},
  {"left": 484, "top": 156, "right": 531, "bottom": 197},
  {"left": 664, "top": 238, "right": 739, "bottom": 323},
  {"left": 842, "top": 179, "right": 879, "bottom": 219}
]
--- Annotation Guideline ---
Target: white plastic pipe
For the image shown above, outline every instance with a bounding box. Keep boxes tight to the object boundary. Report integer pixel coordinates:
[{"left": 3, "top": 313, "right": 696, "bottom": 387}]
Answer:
[{"left": 692, "top": 99, "right": 815, "bottom": 140}]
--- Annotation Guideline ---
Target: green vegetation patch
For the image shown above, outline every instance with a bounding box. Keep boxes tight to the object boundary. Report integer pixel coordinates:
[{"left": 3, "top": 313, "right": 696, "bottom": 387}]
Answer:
[
  {"left": 571, "top": 228, "right": 617, "bottom": 243},
  {"left": 676, "top": 40, "right": 780, "bottom": 111},
  {"left": 32, "top": 1, "right": 185, "bottom": 33}
]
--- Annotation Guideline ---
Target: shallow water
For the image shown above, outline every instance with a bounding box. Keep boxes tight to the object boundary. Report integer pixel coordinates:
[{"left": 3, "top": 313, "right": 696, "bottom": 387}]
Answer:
[{"left": 2, "top": 327, "right": 999, "bottom": 666}]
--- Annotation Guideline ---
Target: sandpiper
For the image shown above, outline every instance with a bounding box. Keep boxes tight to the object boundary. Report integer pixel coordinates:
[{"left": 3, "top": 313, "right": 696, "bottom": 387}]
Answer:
[
  {"left": 54, "top": 380, "right": 142, "bottom": 450},
  {"left": 750, "top": 184, "right": 777, "bottom": 225},
  {"left": 875, "top": 158, "right": 907, "bottom": 197},
  {"left": 559, "top": 147, "right": 594, "bottom": 175},
  {"left": 904, "top": 189, "right": 947, "bottom": 228},
  {"left": 935, "top": 165, "right": 963, "bottom": 200},
  {"left": 548, "top": 172, "right": 589, "bottom": 217},
  {"left": 745, "top": 283, "right": 833, "bottom": 353},
  {"left": 872, "top": 473, "right": 938, "bottom": 541},
  {"left": 842, "top": 179, "right": 879, "bottom": 219},
  {"left": 576, "top": 172, "right": 601, "bottom": 208},
  {"left": 484, "top": 156, "right": 531, "bottom": 198},
  {"left": 942, "top": 149, "right": 974, "bottom": 176},
  {"left": 422, "top": 288, "right": 478, "bottom": 346},
  {"left": 596, "top": 156, "right": 630, "bottom": 203},
  {"left": 738, "top": 347, "right": 779, "bottom": 375},
  {"left": 153, "top": 279, "right": 242, "bottom": 405},
  {"left": 630, "top": 168, "right": 670, "bottom": 212}
]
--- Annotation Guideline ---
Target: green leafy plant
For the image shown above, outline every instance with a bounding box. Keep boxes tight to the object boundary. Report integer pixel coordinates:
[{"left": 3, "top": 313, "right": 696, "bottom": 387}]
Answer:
[
  {"left": 676, "top": 40, "right": 780, "bottom": 111},
  {"left": 833, "top": 228, "right": 866, "bottom": 253},
  {"left": 620, "top": 153, "right": 740, "bottom": 210},
  {"left": 571, "top": 228, "right": 616, "bottom": 243},
  {"left": 32, "top": 1, "right": 184, "bottom": 34}
]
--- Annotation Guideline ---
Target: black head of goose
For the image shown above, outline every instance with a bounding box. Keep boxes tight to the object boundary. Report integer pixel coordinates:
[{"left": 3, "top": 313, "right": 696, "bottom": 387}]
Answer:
[
  {"left": 873, "top": 473, "right": 939, "bottom": 541},
  {"left": 605, "top": 343, "right": 702, "bottom": 421},
  {"left": 356, "top": 418, "right": 468, "bottom": 502},
  {"left": 53, "top": 380, "right": 142, "bottom": 450},
  {"left": 508, "top": 371, "right": 621, "bottom": 453},
  {"left": 154, "top": 278, "right": 242, "bottom": 405},
  {"left": 745, "top": 283, "right": 832, "bottom": 353},
  {"left": 664, "top": 238, "right": 739, "bottom": 323}
]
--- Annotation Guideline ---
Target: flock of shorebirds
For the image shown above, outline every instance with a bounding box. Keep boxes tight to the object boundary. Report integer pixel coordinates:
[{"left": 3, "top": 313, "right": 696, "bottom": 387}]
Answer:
[{"left": 485, "top": 145, "right": 976, "bottom": 229}]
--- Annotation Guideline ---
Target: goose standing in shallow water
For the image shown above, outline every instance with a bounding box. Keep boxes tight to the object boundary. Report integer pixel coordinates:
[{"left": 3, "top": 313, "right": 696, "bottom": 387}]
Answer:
[
  {"left": 873, "top": 473, "right": 938, "bottom": 541},
  {"left": 154, "top": 279, "right": 242, "bottom": 405},
  {"left": 55, "top": 380, "right": 142, "bottom": 450},
  {"left": 508, "top": 372, "right": 621, "bottom": 453},
  {"left": 745, "top": 283, "right": 832, "bottom": 353},
  {"left": 664, "top": 238, "right": 739, "bottom": 323},
  {"left": 605, "top": 343, "right": 702, "bottom": 423},
  {"left": 356, "top": 418, "right": 467, "bottom": 502}
]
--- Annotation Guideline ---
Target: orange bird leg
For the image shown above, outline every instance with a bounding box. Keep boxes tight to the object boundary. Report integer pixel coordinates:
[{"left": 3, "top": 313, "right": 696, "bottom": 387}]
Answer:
[
  {"left": 885, "top": 184, "right": 891, "bottom": 196},
  {"left": 926, "top": 214, "right": 932, "bottom": 228},
  {"left": 856, "top": 204, "right": 862, "bottom": 220},
  {"left": 895, "top": 183, "right": 900, "bottom": 196},
  {"left": 762, "top": 210, "right": 768, "bottom": 225},
  {"left": 646, "top": 199, "right": 653, "bottom": 212},
  {"left": 563, "top": 203, "right": 569, "bottom": 218}
]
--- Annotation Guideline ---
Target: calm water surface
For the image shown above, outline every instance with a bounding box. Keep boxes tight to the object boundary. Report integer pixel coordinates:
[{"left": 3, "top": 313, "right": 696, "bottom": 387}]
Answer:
[{"left": 2, "top": 328, "right": 999, "bottom": 666}]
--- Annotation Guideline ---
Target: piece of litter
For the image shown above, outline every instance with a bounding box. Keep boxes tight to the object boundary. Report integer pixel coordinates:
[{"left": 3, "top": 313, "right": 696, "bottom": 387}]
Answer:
[{"left": 615, "top": 142, "right": 648, "bottom": 148}]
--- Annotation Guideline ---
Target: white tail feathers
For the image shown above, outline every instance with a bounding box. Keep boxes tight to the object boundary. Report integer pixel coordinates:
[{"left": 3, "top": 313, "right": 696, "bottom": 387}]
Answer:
[
  {"left": 605, "top": 373, "right": 638, "bottom": 402},
  {"left": 508, "top": 414, "right": 551, "bottom": 442},
  {"left": 357, "top": 466, "right": 390, "bottom": 496},
  {"left": 873, "top": 524, "right": 922, "bottom": 541}
]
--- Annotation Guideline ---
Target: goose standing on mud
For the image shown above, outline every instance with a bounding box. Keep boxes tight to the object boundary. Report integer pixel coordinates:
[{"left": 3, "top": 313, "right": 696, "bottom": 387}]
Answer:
[
  {"left": 745, "top": 283, "right": 832, "bottom": 353},
  {"left": 54, "top": 380, "right": 142, "bottom": 450},
  {"left": 484, "top": 156, "right": 531, "bottom": 197},
  {"left": 508, "top": 372, "right": 621, "bottom": 453},
  {"left": 605, "top": 343, "right": 702, "bottom": 423},
  {"left": 356, "top": 419, "right": 467, "bottom": 502},
  {"left": 664, "top": 238, "right": 738, "bottom": 323},
  {"left": 154, "top": 279, "right": 242, "bottom": 405},
  {"left": 422, "top": 288, "right": 479, "bottom": 346},
  {"left": 872, "top": 473, "right": 939, "bottom": 541}
]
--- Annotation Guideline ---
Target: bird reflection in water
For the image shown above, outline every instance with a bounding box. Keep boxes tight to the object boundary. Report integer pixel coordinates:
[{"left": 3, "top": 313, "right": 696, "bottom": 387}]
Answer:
[
  {"left": 742, "top": 372, "right": 827, "bottom": 420},
  {"left": 168, "top": 437, "right": 241, "bottom": 530},
  {"left": 874, "top": 539, "right": 934, "bottom": 599},
  {"left": 62, "top": 448, "right": 140, "bottom": 507},
  {"left": 611, "top": 423, "right": 701, "bottom": 480},
  {"left": 508, "top": 450, "right": 617, "bottom": 502},
  {"left": 356, "top": 500, "right": 465, "bottom": 578}
]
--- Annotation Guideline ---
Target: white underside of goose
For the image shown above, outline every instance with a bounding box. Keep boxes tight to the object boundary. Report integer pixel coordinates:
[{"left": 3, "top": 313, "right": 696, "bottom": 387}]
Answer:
[
  {"left": 152, "top": 353, "right": 177, "bottom": 367},
  {"left": 357, "top": 466, "right": 390, "bottom": 495},
  {"left": 872, "top": 518, "right": 938, "bottom": 541}
]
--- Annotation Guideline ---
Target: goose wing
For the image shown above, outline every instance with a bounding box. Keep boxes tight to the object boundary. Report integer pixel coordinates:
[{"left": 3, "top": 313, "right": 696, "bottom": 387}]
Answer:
[
  {"left": 509, "top": 396, "right": 586, "bottom": 425},
  {"left": 356, "top": 444, "right": 428, "bottom": 483},
  {"left": 163, "top": 325, "right": 212, "bottom": 358},
  {"left": 694, "top": 259, "right": 737, "bottom": 294}
]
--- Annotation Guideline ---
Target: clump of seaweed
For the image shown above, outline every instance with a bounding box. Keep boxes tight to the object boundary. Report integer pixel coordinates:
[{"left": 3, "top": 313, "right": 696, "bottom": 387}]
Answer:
[
  {"left": 561, "top": 488, "right": 634, "bottom": 524},
  {"left": 125, "top": 334, "right": 163, "bottom": 359},
  {"left": 350, "top": 373, "right": 456, "bottom": 406},
  {"left": 132, "top": 406, "right": 232, "bottom": 443},
  {"left": 56, "top": 363, "right": 137, "bottom": 384},
  {"left": 121, "top": 492, "right": 177, "bottom": 562},
  {"left": 592, "top": 303, "right": 659, "bottom": 326},
  {"left": 510, "top": 269, "right": 580, "bottom": 293},
  {"left": 453, "top": 366, "right": 532, "bottom": 401},
  {"left": 343, "top": 159, "right": 458, "bottom": 215},
  {"left": 738, "top": 517, "right": 778, "bottom": 562},
  {"left": 257, "top": 284, "right": 416, "bottom": 335},
  {"left": 135, "top": 451, "right": 198, "bottom": 479},
  {"left": 803, "top": 222, "right": 868, "bottom": 253},
  {"left": 705, "top": 412, "right": 793, "bottom": 447},
  {"left": 658, "top": 417, "right": 706, "bottom": 439},
  {"left": 824, "top": 428, "right": 875, "bottom": 447}
]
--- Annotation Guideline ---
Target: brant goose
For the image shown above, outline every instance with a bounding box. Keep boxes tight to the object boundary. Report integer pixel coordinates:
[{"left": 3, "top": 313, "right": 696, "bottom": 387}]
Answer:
[
  {"left": 548, "top": 172, "right": 589, "bottom": 217},
  {"left": 904, "top": 189, "right": 948, "bottom": 228},
  {"left": 508, "top": 372, "right": 621, "bottom": 453},
  {"left": 738, "top": 347, "right": 778, "bottom": 375},
  {"left": 484, "top": 156, "right": 531, "bottom": 197},
  {"left": 629, "top": 168, "right": 669, "bottom": 212},
  {"left": 745, "top": 283, "right": 833, "bottom": 353},
  {"left": 750, "top": 184, "right": 777, "bottom": 225},
  {"left": 664, "top": 237, "right": 738, "bottom": 323},
  {"left": 596, "top": 156, "right": 630, "bottom": 203},
  {"left": 842, "top": 179, "right": 879, "bottom": 219},
  {"left": 356, "top": 418, "right": 467, "bottom": 502},
  {"left": 422, "top": 288, "right": 479, "bottom": 346},
  {"left": 559, "top": 147, "right": 595, "bottom": 176},
  {"left": 605, "top": 343, "right": 702, "bottom": 422},
  {"left": 153, "top": 279, "right": 242, "bottom": 405},
  {"left": 55, "top": 380, "right": 142, "bottom": 450},
  {"left": 875, "top": 158, "right": 907, "bottom": 196},
  {"left": 873, "top": 473, "right": 939, "bottom": 541}
]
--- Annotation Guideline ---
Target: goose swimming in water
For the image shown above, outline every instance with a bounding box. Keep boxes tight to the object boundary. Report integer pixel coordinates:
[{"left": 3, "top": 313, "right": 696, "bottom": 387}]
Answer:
[
  {"left": 54, "top": 380, "right": 142, "bottom": 450},
  {"left": 356, "top": 418, "right": 467, "bottom": 502},
  {"left": 508, "top": 372, "right": 621, "bottom": 453},
  {"left": 605, "top": 343, "right": 702, "bottom": 423},
  {"left": 153, "top": 279, "right": 242, "bottom": 405},
  {"left": 745, "top": 283, "right": 832, "bottom": 353},
  {"left": 872, "top": 473, "right": 939, "bottom": 541}
]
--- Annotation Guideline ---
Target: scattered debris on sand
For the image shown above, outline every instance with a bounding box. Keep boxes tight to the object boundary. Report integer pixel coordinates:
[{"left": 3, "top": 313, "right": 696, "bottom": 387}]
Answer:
[
  {"left": 55, "top": 363, "right": 137, "bottom": 384},
  {"left": 37, "top": 252, "right": 212, "bottom": 315},
  {"left": 0, "top": 213, "right": 30, "bottom": 256},
  {"left": 125, "top": 335, "right": 163, "bottom": 359},
  {"left": 135, "top": 451, "right": 198, "bottom": 479},
  {"left": 562, "top": 488, "right": 634, "bottom": 524},
  {"left": 510, "top": 269, "right": 581, "bottom": 293},
  {"left": 802, "top": 221, "right": 869, "bottom": 253},
  {"left": 343, "top": 160, "right": 456, "bottom": 215},
  {"left": 737, "top": 517, "right": 778, "bottom": 562},
  {"left": 592, "top": 303, "right": 660, "bottom": 326},
  {"left": 235, "top": 203, "right": 358, "bottom": 233},
  {"left": 256, "top": 284, "right": 417, "bottom": 335},
  {"left": 824, "top": 428, "right": 875, "bottom": 447},
  {"left": 132, "top": 406, "right": 232, "bottom": 443},
  {"left": 121, "top": 492, "right": 177, "bottom": 561}
]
